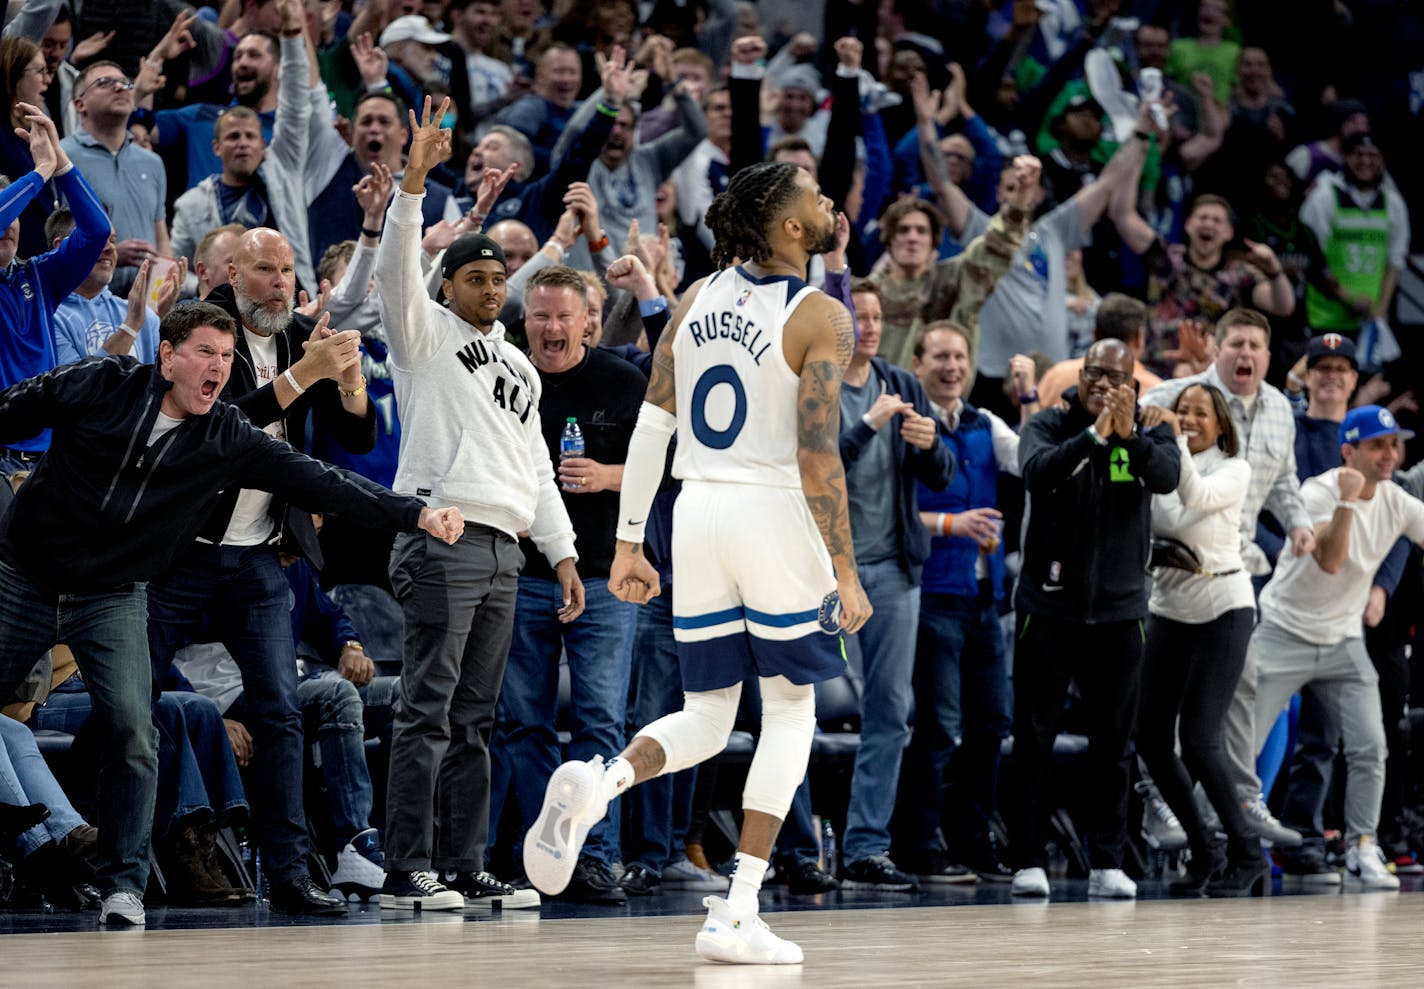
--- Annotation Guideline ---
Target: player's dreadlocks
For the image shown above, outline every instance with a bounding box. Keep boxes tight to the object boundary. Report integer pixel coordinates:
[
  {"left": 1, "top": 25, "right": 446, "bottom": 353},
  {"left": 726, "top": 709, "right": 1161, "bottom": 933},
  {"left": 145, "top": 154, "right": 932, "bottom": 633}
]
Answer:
[{"left": 705, "top": 161, "right": 804, "bottom": 269}]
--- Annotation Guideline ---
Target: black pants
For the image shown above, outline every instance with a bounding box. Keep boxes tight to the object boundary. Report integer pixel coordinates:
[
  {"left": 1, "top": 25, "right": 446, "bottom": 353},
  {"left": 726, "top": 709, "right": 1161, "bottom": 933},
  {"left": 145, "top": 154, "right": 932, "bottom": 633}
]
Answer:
[
  {"left": 1009, "top": 613, "right": 1143, "bottom": 871},
  {"left": 1137, "top": 608, "right": 1257, "bottom": 861}
]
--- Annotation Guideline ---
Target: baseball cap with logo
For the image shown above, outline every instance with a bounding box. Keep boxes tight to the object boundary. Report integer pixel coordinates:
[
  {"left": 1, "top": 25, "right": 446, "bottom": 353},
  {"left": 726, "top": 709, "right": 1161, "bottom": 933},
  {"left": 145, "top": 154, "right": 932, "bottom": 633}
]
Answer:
[
  {"left": 1339, "top": 404, "right": 1415, "bottom": 446},
  {"left": 1306, "top": 333, "right": 1357, "bottom": 369},
  {"left": 442, "top": 233, "right": 507, "bottom": 280}
]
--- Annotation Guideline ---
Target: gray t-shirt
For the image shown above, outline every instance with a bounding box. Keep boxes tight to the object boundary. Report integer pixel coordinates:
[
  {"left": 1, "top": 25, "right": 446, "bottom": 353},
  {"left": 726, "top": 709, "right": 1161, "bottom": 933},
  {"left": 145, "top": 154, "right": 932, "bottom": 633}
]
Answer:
[
  {"left": 974, "top": 197, "right": 1090, "bottom": 375},
  {"left": 840, "top": 377, "right": 900, "bottom": 566}
]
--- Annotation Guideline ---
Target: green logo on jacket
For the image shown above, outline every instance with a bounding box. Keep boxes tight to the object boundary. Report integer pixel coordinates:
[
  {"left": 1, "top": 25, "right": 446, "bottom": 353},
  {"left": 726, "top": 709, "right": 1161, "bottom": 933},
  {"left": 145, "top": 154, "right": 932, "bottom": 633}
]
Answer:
[{"left": 1109, "top": 447, "right": 1135, "bottom": 482}]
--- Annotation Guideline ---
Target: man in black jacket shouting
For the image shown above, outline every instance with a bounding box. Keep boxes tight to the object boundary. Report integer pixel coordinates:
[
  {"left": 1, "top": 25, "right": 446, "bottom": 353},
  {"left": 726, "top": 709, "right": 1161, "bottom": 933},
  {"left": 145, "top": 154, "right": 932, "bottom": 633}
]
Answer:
[
  {"left": 145, "top": 228, "right": 376, "bottom": 917},
  {"left": 1007, "top": 338, "right": 1179, "bottom": 902},
  {"left": 0, "top": 302, "right": 463, "bottom": 927}
]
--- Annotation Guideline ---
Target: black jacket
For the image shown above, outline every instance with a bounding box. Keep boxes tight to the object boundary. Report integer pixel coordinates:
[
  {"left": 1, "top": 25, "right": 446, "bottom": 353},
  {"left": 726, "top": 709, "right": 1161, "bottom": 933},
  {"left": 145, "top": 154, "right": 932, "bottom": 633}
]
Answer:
[
  {"left": 0, "top": 357, "right": 424, "bottom": 593},
  {"left": 1015, "top": 387, "right": 1180, "bottom": 623},
  {"left": 839, "top": 357, "right": 956, "bottom": 585},
  {"left": 195, "top": 286, "right": 378, "bottom": 561}
]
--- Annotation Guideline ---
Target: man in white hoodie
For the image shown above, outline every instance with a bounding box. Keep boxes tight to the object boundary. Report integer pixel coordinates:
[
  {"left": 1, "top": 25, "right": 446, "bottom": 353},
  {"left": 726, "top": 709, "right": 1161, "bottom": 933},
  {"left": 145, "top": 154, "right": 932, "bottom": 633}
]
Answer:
[{"left": 373, "top": 96, "right": 584, "bottom": 912}]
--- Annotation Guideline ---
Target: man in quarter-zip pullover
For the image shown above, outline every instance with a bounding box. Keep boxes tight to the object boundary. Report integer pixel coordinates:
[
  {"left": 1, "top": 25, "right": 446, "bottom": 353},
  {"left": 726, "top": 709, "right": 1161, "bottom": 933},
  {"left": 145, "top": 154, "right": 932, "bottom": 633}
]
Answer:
[{"left": 0, "top": 301, "right": 463, "bottom": 927}]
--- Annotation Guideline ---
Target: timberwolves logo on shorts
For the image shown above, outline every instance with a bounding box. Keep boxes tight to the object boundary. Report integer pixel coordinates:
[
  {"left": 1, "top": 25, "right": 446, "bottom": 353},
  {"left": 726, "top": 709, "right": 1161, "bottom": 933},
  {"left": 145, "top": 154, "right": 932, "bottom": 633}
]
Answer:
[{"left": 817, "top": 592, "right": 842, "bottom": 634}]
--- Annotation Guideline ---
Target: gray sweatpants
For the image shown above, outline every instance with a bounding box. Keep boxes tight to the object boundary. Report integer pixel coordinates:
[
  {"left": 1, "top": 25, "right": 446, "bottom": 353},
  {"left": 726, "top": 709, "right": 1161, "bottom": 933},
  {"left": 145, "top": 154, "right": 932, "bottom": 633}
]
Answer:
[
  {"left": 1249, "top": 622, "right": 1386, "bottom": 843},
  {"left": 384, "top": 525, "right": 523, "bottom": 873}
]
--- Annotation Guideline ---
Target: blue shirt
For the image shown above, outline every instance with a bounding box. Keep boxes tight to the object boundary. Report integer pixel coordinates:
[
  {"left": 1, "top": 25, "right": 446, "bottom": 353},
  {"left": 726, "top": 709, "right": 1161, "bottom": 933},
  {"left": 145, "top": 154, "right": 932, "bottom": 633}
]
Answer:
[
  {"left": 155, "top": 103, "right": 276, "bottom": 190},
  {"left": 0, "top": 169, "right": 112, "bottom": 452},
  {"left": 52, "top": 288, "right": 160, "bottom": 366}
]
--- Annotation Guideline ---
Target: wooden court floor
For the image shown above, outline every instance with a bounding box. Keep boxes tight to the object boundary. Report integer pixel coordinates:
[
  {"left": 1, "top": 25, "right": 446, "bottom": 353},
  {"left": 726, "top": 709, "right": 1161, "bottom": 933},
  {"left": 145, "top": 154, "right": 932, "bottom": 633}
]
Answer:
[{"left": 3, "top": 893, "right": 1421, "bottom": 988}]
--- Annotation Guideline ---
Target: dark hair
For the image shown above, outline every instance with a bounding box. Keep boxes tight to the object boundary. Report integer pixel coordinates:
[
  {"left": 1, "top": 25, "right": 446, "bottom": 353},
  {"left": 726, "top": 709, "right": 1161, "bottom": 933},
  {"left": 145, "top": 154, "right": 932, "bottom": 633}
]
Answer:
[
  {"left": 1094, "top": 293, "right": 1147, "bottom": 342},
  {"left": 769, "top": 135, "right": 815, "bottom": 161},
  {"left": 353, "top": 89, "right": 409, "bottom": 122},
  {"left": 1174, "top": 382, "right": 1239, "bottom": 457},
  {"left": 2, "top": 36, "right": 41, "bottom": 103},
  {"left": 1214, "top": 306, "right": 1271, "bottom": 346},
  {"left": 235, "top": 29, "right": 280, "bottom": 60},
  {"left": 525, "top": 263, "right": 591, "bottom": 304},
  {"left": 161, "top": 301, "right": 237, "bottom": 348},
  {"left": 878, "top": 198, "right": 945, "bottom": 248},
  {"left": 705, "top": 161, "right": 804, "bottom": 268},
  {"left": 44, "top": 206, "right": 75, "bottom": 245}
]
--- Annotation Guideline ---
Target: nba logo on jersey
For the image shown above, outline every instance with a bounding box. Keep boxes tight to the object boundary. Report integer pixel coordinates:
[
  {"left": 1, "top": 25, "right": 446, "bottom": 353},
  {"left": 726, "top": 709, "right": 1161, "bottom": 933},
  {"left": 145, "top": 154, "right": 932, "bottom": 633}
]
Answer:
[{"left": 736, "top": 289, "right": 753, "bottom": 307}]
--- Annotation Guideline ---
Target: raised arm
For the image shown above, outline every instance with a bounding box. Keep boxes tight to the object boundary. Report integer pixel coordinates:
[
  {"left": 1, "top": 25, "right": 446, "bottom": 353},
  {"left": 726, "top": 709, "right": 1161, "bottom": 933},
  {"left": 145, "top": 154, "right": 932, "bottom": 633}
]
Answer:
[
  {"left": 911, "top": 72, "right": 973, "bottom": 240},
  {"left": 1312, "top": 469, "right": 1363, "bottom": 574},
  {"left": 791, "top": 292, "right": 871, "bottom": 633}
]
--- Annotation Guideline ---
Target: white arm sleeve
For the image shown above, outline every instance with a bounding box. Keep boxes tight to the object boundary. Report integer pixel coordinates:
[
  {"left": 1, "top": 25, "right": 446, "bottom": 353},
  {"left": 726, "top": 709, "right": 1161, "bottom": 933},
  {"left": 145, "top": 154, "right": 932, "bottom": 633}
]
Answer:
[{"left": 615, "top": 402, "right": 678, "bottom": 544}]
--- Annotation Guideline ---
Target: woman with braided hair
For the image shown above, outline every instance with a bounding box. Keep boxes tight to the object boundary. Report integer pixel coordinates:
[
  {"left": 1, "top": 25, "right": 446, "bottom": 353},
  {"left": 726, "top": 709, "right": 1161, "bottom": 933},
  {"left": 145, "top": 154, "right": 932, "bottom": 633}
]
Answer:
[{"left": 527, "top": 160, "right": 871, "bottom": 965}]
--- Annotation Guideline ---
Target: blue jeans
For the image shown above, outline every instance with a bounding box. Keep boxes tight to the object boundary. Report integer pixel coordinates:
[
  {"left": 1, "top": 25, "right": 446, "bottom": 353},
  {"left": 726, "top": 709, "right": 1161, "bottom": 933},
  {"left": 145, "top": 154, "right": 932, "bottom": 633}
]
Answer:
[
  {"left": 842, "top": 560, "right": 920, "bottom": 864},
  {"left": 298, "top": 671, "right": 400, "bottom": 844},
  {"left": 0, "top": 712, "right": 87, "bottom": 859},
  {"left": 30, "top": 686, "right": 248, "bottom": 841},
  {"left": 493, "top": 577, "right": 636, "bottom": 864},
  {"left": 147, "top": 544, "right": 307, "bottom": 881},
  {"left": 0, "top": 561, "right": 156, "bottom": 896},
  {"left": 623, "top": 592, "right": 698, "bottom": 874},
  {"left": 902, "top": 590, "right": 1012, "bottom": 852}
]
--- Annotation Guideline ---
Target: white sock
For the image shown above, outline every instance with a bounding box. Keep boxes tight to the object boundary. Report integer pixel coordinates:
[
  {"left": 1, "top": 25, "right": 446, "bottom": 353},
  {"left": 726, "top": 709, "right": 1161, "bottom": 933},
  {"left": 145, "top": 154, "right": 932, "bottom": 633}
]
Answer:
[
  {"left": 727, "top": 852, "right": 768, "bottom": 913},
  {"left": 601, "top": 756, "right": 636, "bottom": 802}
]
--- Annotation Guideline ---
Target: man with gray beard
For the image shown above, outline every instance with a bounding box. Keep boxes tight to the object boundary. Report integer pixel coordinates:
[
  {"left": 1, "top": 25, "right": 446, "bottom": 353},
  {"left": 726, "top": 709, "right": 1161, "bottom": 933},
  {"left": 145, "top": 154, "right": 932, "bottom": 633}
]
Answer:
[{"left": 143, "top": 225, "right": 378, "bottom": 915}]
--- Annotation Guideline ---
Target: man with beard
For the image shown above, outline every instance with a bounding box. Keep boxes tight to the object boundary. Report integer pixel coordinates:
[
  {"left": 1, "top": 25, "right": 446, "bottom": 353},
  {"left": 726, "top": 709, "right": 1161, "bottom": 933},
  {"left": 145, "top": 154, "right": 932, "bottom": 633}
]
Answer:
[
  {"left": 167, "top": 23, "right": 316, "bottom": 290},
  {"left": 1301, "top": 134, "right": 1410, "bottom": 340},
  {"left": 61, "top": 60, "right": 172, "bottom": 298},
  {"left": 143, "top": 225, "right": 377, "bottom": 916},
  {"left": 1009, "top": 338, "right": 1180, "bottom": 901},
  {"left": 139, "top": 0, "right": 308, "bottom": 191}
]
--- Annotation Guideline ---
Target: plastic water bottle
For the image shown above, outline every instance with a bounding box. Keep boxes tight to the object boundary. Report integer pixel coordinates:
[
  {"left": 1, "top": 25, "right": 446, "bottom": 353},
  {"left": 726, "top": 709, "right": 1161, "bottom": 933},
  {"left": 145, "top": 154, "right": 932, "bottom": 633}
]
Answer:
[
  {"left": 1138, "top": 68, "right": 1170, "bottom": 131},
  {"left": 821, "top": 818, "right": 838, "bottom": 878},
  {"left": 560, "top": 418, "right": 584, "bottom": 490}
]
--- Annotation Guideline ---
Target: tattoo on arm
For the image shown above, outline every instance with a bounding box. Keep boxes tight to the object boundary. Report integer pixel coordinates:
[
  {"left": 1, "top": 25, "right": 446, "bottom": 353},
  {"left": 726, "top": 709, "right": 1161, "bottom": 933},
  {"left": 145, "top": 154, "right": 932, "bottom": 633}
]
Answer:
[
  {"left": 644, "top": 328, "right": 678, "bottom": 413},
  {"left": 798, "top": 304, "right": 858, "bottom": 576}
]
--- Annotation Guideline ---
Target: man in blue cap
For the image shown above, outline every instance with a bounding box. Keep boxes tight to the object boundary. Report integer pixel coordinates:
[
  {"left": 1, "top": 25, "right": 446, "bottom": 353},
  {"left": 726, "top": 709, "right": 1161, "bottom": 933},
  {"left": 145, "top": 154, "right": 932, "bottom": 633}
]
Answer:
[{"left": 1250, "top": 404, "right": 1424, "bottom": 891}]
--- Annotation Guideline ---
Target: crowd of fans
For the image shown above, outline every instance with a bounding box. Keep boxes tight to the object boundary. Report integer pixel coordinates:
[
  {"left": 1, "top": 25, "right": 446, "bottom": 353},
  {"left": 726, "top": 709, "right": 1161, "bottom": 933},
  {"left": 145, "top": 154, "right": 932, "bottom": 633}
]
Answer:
[{"left": 2, "top": 0, "right": 1424, "bottom": 921}]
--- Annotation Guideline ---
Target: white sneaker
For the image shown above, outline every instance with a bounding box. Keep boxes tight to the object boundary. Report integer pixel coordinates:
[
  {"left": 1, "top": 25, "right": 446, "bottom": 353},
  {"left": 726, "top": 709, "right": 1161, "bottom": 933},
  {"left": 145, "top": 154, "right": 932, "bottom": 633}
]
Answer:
[
  {"left": 99, "top": 889, "right": 146, "bottom": 927},
  {"left": 1010, "top": 867, "right": 1050, "bottom": 897},
  {"left": 330, "top": 836, "right": 386, "bottom": 902},
  {"left": 1137, "top": 781, "right": 1188, "bottom": 851},
  {"left": 1345, "top": 837, "right": 1401, "bottom": 891},
  {"left": 1088, "top": 868, "right": 1138, "bottom": 899},
  {"left": 1241, "top": 794, "right": 1303, "bottom": 847},
  {"left": 661, "top": 856, "right": 729, "bottom": 891},
  {"left": 694, "top": 896, "right": 803, "bottom": 965},
  {"left": 524, "top": 756, "right": 609, "bottom": 895}
]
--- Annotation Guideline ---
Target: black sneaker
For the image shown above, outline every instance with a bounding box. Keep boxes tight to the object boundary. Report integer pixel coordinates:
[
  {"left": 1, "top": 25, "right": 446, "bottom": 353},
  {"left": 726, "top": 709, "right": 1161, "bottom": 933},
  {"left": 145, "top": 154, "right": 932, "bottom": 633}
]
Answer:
[
  {"left": 962, "top": 839, "right": 1015, "bottom": 883},
  {"left": 786, "top": 860, "right": 840, "bottom": 895},
  {"left": 900, "top": 848, "right": 977, "bottom": 886},
  {"left": 557, "top": 857, "right": 628, "bottom": 904},
  {"left": 442, "top": 869, "right": 540, "bottom": 908},
  {"left": 619, "top": 863, "right": 662, "bottom": 896},
  {"left": 378, "top": 870, "right": 464, "bottom": 911},
  {"left": 1207, "top": 851, "right": 1270, "bottom": 898},
  {"left": 840, "top": 855, "right": 919, "bottom": 892},
  {"left": 1277, "top": 847, "right": 1342, "bottom": 886}
]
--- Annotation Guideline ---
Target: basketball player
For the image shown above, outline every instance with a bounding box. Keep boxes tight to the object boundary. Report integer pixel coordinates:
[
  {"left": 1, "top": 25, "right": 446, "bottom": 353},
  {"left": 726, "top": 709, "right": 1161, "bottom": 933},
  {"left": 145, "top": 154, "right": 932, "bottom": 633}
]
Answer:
[{"left": 524, "top": 161, "right": 873, "bottom": 964}]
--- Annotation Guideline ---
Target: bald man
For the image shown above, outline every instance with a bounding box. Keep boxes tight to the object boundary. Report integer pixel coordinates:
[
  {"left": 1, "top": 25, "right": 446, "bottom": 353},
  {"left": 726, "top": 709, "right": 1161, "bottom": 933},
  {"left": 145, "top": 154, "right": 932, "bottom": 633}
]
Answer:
[{"left": 143, "top": 226, "right": 378, "bottom": 915}]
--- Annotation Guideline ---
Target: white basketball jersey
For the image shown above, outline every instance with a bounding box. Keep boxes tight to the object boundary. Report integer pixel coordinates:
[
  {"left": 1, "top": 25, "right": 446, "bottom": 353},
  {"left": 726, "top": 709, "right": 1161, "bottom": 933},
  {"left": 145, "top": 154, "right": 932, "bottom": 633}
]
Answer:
[{"left": 672, "top": 265, "right": 819, "bottom": 488}]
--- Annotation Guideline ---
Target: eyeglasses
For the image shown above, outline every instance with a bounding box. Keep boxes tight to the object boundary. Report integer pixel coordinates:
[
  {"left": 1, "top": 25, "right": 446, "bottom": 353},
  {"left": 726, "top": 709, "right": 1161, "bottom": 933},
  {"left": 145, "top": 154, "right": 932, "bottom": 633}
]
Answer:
[
  {"left": 77, "top": 76, "right": 135, "bottom": 98},
  {"left": 23, "top": 64, "right": 53, "bottom": 79},
  {"left": 1081, "top": 365, "right": 1132, "bottom": 386}
]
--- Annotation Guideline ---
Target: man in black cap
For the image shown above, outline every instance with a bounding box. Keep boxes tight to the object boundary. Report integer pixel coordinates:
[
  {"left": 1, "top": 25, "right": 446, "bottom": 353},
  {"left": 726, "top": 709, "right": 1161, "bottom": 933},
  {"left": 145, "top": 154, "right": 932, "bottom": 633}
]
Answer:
[
  {"left": 1300, "top": 132, "right": 1410, "bottom": 341},
  {"left": 1041, "top": 93, "right": 1106, "bottom": 207},
  {"left": 371, "top": 97, "right": 583, "bottom": 911}
]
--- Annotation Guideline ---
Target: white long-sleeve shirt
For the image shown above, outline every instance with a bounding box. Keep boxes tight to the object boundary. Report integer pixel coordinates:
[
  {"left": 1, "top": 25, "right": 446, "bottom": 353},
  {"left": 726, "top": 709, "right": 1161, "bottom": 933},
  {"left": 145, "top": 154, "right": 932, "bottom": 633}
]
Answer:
[{"left": 1149, "top": 438, "right": 1255, "bottom": 623}]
